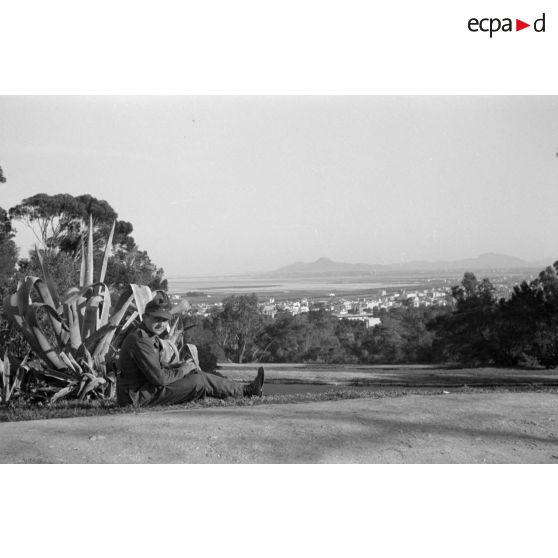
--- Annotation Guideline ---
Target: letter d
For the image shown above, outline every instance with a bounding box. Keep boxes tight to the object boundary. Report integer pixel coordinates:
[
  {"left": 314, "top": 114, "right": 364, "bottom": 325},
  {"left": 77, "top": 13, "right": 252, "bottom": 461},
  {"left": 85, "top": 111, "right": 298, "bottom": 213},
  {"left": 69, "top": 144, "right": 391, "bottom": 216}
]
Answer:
[{"left": 534, "top": 13, "right": 545, "bottom": 32}]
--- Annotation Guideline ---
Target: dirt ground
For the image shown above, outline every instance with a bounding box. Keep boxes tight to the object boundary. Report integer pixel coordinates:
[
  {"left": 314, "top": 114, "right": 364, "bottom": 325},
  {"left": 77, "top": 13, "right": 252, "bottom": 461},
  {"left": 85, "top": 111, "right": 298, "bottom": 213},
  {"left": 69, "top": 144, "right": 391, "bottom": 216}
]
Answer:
[{"left": 2, "top": 391, "right": 557, "bottom": 463}]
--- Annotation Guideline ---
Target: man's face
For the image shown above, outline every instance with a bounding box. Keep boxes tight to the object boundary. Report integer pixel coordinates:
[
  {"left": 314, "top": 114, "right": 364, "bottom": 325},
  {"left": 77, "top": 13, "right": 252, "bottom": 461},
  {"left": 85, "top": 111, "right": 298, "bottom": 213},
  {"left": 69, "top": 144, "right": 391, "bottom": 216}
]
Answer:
[{"left": 143, "top": 314, "right": 169, "bottom": 336}]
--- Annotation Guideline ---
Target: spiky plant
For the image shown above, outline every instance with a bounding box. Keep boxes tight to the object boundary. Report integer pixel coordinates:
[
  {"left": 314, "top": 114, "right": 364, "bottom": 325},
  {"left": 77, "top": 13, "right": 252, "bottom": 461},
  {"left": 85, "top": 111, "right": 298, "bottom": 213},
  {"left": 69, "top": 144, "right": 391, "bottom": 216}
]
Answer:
[
  {"left": 2, "top": 214, "right": 177, "bottom": 403},
  {"left": 0, "top": 352, "right": 30, "bottom": 403}
]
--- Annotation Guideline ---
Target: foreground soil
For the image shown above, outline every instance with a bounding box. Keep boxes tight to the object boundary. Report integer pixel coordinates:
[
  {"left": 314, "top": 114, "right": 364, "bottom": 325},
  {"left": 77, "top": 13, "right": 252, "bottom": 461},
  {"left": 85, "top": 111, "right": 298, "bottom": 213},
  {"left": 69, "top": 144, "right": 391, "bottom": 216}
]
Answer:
[{"left": 2, "top": 392, "right": 558, "bottom": 463}]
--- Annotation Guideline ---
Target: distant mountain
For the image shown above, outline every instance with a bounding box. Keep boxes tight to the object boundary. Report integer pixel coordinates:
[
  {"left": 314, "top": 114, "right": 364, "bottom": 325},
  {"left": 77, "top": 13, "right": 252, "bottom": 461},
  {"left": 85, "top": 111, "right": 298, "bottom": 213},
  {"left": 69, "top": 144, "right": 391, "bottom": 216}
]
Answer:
[
  {"left": 269, "top": 253, "right": 536, "bottom": 276},
  {"left": 388, "top": 252, "right": 531, "bottom": 272},
  {"left": 272, "top": 257, "right": 380, "bottom": 275}
]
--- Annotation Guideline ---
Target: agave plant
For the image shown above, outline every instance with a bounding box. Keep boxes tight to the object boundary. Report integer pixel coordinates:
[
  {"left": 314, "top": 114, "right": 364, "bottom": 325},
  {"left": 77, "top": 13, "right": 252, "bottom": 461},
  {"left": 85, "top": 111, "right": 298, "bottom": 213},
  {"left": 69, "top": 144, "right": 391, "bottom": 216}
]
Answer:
[
  {"left": 2, "top": 214, "right": 173, "bottom": 403},
  {"left": 0, "top": 352, "right": 30, "bottom": 403}
]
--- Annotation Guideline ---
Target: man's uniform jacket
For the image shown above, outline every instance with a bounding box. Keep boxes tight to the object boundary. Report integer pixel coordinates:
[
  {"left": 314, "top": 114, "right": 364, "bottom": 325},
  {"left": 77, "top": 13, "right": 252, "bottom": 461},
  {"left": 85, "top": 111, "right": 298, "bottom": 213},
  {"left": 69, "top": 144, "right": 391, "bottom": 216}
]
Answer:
[{"left": 117, "top": 326, "right": 196, "bottom": 406}]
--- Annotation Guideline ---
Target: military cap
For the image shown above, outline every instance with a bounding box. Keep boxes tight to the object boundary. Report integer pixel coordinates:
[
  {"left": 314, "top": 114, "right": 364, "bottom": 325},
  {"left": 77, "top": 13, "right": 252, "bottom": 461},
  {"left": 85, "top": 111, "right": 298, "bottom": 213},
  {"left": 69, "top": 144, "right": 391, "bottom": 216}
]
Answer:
[{"left": 144, "top": 298, "right": 172, "bottom": 320}]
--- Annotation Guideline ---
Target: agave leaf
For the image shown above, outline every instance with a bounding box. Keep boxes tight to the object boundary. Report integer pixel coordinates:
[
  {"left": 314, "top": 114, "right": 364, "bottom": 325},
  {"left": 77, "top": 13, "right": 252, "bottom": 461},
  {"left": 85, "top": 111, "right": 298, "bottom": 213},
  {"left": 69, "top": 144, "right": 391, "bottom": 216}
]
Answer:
[
  {"left": 109, "top": 292, "right": 134, "bottom": 325},
  {"left": 7, "top": 352, "right": 31, "bottom": 399},
  {"left": 50, "top": 384, "right": 78, "bottom": 403},
  {"left": 17, "top": 276, "right": 41, "bottom": 317},
  {"left": 85, "top": 291, "right": 134, "bottom": 357},
  {"left": 81, "top": 294, "right": 104, "bottom": 340},
  {"left": 19, "top": 275, "right": 56, "bottom": 310},
  {"left": 8, "top": 365, "right": 28, "bottom": 400},
  {"left": 168, "top": 318, "right": 179, "bottom": 337},
  {"left": 76, "top": 376, "right": 88, "bottom": 398},
  {"left": 59, "top": 352, "right": 77, "bottom": 373},
  {"left": 81, "top": 346, "right": 94, "bottom": 372},
  {"left": 1, "top": 353, "right": 8, "bottom": 377},
  {"left": 66, "top": 352, "right": 83, "bottom": 375},
  {"left": 3, "top": 293, "right": 45, "bottom": 355},
  {"left": 94, "top": 355, "right": 106, "bottom": 375},
  {"left": 63, "top": 300, "right": 82, "bottom": 351},
  {"left": 26, "top": 303, "right": 69, "bottom": 334},
  {"left": 85, "top": 213, "right": 94, "bottom": 287},
  {"left": 91, "top": 326, "right": 118, "bottom": 359},
  {"left": 160, "top": 339, "right": 180, "bottom": 365},
  {"left": 62, "top": 282, "right": 109, "bottom": 306},
  {"left": 186, "top": 343, "right": 200, "bottom": 368},
  {"left": 84, "top": 323, "right": 117, "bottom": 353},
  {"left": 25, "top": 304, "right": 70, "bottom": 371},
  {"left": 17, "top": 276, "right": 65, "bottom": 345},
  {"left": 61, "top": 285, "right": 80, "bottom": 301},
  {"left": 121, "top": 310, "right": 139, "bottom": 333},
  {"left": 35, "top": 247, "right": 61, "bottom": 309},
  {"left": 78, "top": 377, "right": 106, "bottom": 400},
  {"left": 98, "top": 219, "right": 115, "bottom": 284},
  {"left": 79, "top": 221, "right": 86, "bottom": 287},
  {"left": 130, "top": 284, "right": 153, "bottom": 319},
  {"left": 76, "top": 296, "right": 88, "bottom": 336},
  {"left": 98, "top": 285, "right": 111, "bottom": 329},
  {"left": 76, "top": 372, "right": 96, "bottom": 398},
  {"left": 86, "top": 291, "right": 136, "bottom": 357},
  {"left": 40, "top": 367, "right": 78, "bottom": 382},
  {"left": 0, "top": 354, "right": 8, "bottom": 401}
]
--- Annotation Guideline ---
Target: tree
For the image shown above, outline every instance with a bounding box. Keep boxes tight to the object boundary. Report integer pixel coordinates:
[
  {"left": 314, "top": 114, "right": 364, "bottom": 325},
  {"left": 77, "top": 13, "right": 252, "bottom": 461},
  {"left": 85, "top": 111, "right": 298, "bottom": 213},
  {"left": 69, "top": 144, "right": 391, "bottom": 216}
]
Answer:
[
  {"left": 0, "top": 206, "right": 18, "bottom": 285},
  {"left": 10, "top": 193, "right": 167, "bottom": 293},
  {"left": 0, "top": 167, "right": 19, "bottom": 297},
  {"left": 255, "top": 311, "right": 310, "bottom": 362},
  {"left": 18, "top": 250, "right": 80, "bottom": 296},
  {"left": 497, "top": 263, "right": 558, "bottom": 367},
  {"left": 430, "top": 273, "right": 499, "bottom": 365},
  {"left": 105, "top": 247, "right": 168, "bottom": 292},
  {"left": 0, "top": 168, "right": 24, "bottom": 358},
  {"left": 9, "top": 193, "right": 125, "bottom": 257},
  {"left": 209, "top": 295, "right": 264, "bottom": 363}
]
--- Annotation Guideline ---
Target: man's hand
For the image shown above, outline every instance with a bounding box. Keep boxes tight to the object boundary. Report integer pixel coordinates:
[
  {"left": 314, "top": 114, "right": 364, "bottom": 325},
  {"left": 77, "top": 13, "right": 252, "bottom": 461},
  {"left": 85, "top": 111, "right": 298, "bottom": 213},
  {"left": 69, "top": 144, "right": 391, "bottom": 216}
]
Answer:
[{"left": 166, "top": 360, "right": 187, "bottom": 369}]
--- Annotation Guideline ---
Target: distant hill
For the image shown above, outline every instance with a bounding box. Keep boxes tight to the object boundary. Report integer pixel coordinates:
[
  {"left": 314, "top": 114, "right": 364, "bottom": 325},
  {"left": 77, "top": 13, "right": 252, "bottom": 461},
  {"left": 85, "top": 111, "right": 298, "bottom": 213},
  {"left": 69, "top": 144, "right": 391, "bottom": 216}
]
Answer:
[
  {"left": 272, "top": 257, "right": 381, "bottom": 275},
  {"left": 269, "top": 253, "right": 536, "bottom": 276},
  {"left": 387, "top": 252, "right": 531, "bottom": 272}
]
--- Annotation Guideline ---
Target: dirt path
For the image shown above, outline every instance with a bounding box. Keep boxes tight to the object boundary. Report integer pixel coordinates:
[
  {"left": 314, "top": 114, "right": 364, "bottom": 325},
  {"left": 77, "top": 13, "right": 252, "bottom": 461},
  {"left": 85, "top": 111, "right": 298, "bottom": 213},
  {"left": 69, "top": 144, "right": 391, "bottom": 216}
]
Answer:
[{"left": 2, "top": 392, "right": 558, "bottom": 463}]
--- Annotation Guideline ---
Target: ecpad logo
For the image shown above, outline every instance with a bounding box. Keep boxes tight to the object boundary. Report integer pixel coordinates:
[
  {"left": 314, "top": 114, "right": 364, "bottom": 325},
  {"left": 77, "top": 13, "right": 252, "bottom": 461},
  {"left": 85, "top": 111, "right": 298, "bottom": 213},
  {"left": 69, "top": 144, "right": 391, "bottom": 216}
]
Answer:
[{"left": 468, "top": 13, "right": 546, "bottom": 37}]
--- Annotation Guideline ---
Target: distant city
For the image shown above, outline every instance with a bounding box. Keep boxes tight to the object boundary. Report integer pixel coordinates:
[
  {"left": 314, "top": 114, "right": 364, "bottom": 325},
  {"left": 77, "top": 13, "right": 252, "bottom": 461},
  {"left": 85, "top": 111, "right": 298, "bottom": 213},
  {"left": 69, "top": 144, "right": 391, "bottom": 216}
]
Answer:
[{"left": 169, "top": 257, "right": 545, "bottom": 328}]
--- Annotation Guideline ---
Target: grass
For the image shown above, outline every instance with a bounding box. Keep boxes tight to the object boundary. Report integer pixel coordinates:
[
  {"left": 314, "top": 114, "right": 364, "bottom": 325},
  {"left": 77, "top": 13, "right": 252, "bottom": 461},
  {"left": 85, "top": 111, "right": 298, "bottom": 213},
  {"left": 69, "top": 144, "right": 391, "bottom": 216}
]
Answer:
[{"left": 2, "top": 384, "right": 558, "bottom": 423}]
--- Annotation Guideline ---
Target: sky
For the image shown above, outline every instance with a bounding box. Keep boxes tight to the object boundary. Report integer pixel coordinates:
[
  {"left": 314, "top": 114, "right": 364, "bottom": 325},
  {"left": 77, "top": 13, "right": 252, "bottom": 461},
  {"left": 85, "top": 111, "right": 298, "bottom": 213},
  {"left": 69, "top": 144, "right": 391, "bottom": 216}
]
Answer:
[{"left": 2, "top": 95, "right": 558, "bottom": 277}]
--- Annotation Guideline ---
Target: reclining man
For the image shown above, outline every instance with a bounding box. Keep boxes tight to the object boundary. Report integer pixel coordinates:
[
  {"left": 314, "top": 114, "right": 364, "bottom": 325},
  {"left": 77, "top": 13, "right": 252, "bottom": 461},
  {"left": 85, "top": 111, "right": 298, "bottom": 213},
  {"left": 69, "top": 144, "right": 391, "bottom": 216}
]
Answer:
[{"left": 117, "top": 297, "right": 264, "bottom": 407}]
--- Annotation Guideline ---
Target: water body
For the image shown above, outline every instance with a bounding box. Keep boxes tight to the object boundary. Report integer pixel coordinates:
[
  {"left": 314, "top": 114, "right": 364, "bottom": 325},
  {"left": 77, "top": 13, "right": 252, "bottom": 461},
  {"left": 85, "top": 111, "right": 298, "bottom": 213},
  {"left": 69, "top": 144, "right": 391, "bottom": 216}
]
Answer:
[{"left": 167, "top": 275, "right": 420, "bottom": 296}]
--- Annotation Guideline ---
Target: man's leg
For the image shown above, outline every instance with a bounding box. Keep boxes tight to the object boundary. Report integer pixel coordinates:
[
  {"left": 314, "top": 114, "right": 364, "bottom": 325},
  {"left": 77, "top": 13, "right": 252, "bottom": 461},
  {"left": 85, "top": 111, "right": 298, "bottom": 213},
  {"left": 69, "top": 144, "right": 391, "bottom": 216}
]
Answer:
[
  {"left": 194, "top": 369, "right": 245, "bottom": 398},
  {"left": 151, "top": 372, "right": 207, "bottom": 406},
  {"left": 197, "top": 367, "right": 264, "bottom": 398},
  {"left": 150, "top": 367, "right": 264, "bottom": 406}
]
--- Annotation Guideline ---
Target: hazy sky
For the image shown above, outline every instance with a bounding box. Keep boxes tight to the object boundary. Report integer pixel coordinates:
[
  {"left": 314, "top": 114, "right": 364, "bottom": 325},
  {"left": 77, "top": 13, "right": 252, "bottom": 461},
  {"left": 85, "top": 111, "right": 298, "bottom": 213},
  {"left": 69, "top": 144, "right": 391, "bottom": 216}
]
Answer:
[{"left": 2, "top": 96, "right": 558, "bottom": 277}]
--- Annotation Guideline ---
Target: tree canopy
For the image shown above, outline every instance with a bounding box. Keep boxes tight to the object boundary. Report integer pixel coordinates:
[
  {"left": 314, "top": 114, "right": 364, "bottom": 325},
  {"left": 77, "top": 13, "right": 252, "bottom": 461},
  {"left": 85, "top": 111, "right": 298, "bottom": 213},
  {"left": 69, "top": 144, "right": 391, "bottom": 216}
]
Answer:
[
  {"left": 0, "top": 168, "right": 19, "bottom": 295},
  {"left": 8, "top": 193, "right": 166, "bottom": 293},
  {"left": 9, "top": 193, "right": 133, "bottom": 256},
  {"left": 209, "top": 294, "right": 265, "bottom": 363}
]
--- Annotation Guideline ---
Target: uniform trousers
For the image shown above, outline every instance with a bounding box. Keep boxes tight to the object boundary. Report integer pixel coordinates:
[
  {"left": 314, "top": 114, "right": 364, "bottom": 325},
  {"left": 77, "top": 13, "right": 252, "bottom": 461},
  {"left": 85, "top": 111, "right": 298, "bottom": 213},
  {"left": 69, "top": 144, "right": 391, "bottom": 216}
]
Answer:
[{"left": 151, "top": 369, "right": 245, "bottom": 406}]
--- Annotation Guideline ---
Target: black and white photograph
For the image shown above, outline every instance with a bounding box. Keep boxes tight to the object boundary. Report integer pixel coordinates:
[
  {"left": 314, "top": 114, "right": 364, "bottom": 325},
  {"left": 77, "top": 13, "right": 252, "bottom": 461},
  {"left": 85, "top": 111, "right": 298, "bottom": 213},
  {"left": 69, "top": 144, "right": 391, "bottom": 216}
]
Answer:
[
  {"left": 2, "top": 95, "right": 558, "bottom": 464},
  {"left": 1, "top": 1, "right": 557, "bottom": 557}
]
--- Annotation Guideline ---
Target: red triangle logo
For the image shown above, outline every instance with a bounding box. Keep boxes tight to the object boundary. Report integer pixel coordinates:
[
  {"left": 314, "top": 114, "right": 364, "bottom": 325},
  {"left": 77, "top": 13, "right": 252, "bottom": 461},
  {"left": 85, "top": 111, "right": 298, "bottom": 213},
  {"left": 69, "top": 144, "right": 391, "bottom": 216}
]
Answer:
[{"left": 516, "top": 19, "right": 530, "bottom": 31}]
